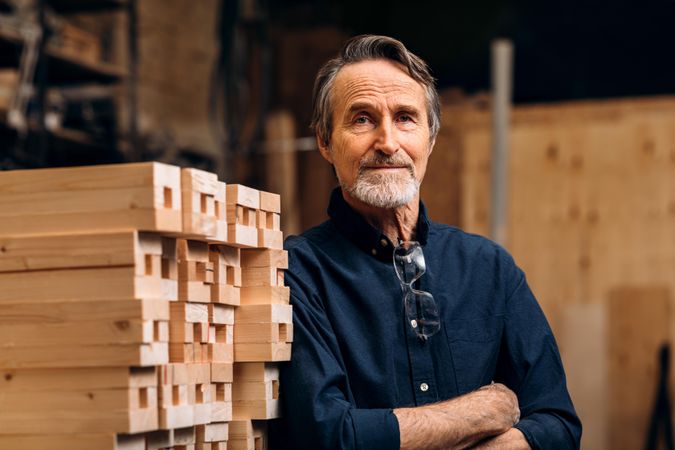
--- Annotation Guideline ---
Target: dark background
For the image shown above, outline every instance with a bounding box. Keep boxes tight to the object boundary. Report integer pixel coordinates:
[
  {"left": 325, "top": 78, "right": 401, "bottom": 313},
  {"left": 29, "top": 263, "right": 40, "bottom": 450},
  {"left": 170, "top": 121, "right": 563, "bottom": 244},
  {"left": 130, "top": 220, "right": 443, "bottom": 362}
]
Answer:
[{"left": 270, "top": 0, "right": 675, "bottom": 103}]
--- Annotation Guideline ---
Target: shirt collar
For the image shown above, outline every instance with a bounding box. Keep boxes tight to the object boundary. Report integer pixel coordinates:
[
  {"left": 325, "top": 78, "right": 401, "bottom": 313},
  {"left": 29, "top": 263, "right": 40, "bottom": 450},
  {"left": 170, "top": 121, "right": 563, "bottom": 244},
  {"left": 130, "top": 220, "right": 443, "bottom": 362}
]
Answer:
[{"left": 327, "top": 187, "right": 430, "bottom": 262}]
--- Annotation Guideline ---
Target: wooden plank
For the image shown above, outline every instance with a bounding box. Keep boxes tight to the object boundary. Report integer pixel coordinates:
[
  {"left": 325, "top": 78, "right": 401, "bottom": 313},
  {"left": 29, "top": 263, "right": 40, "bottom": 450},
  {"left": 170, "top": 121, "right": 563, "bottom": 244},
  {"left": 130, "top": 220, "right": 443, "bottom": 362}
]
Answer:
[
  {"left": 233, "top": 362, "right": 279, "bottom": 382},
  {"left": 608, "top": 286, "right": 671, "bottom": 450},
  {"left": 226, "top": 185, "right": 260, "bottom": 209},
  {"left": 241, "top": 267, "right": 284, "bottom": 287},
  {"left": 159, "top": 384, "right": 189, "bottom": 408},
  {"left": 170, "top": 321, "right": 196, "bottom": 344},
  {"left": 0, "top": 342, "right": 168, "bottom": 369},
  {"left": 0, "top": 402, "right": 158, "bottom": 435},
  {"left": 181, "top": 168, "right": 219, "bottom": 239},
  {"left": 209, "top": 304, "right": 235, "bottom": 325},
  {"left": 0, "top": 386, "right": 157, "bottom": 413},
  {"left": 0, "top": 231, "right": 162, "bottom": 272},
  {"left": 179, "top": 261, "right": 215, "bottom": 283},
  {"left": 197, "top": 422, "right": 229, "bottom": 442},
  {"left": 214, "top": 382, "right": 233, "bottom": 402},
  {"left": 227, "top": 224, "right": 259, "bottom": 248},
  {"left": 0, "top": 186, "right": 163, "bottom": 215},
  {"left": 239, "top": 286, "right": 290, "bottom": 305},
  {"left": 193, "top": 402, "right": 212, "bottom": 426},
  {"left": 161, "top": 237, "right": 178, "bottom": 282},
  {"left": 232, "top": 380, "right": 278, "bottom": 401},
  {"left": 228, "top": 419, "right": 266, "bottom": 450},
  {"left": 233, "top": 343, "right": 292, "bottom": 362},
  {"left": 0, "top": 161, "right": 178, "bottom": 195},
  {"left": 211, "top": 363, "right": 234, "bottom": 383},
  {"left": 0, "top": 298, "right": 170, "bottom": 324},
  {"left": 259, "top": 190, "right": 281, "bottom": 214},
  {"left": 228, "top": 419, "right": 254, "bottom": 438},
  {"left": 177, "top": 239, "right": 210, "bottom": 262},
  {"left": 182, "top": 168, "right": 219, "bottom": 207},
  {"left": 256, "top": 210, "right": 282, "bottom": 231},
  {"left": 209, "top": 244, "right": 240, "bottom": 268},
  {"left": 0, "top": 433, "right": 146, "bottom": 450},
  {"left": 171, "top": 302, "right": 209, "bottom": 323},
  {"left": 240, "top": 249, "right": 288, "bottom": 269},
  {"left": 0, "top": 162, "right": 182, "bottom": 234},
  {"left": 214, "top": 325, "right": 234, "bottom": 344},
  {"left": 0, "top": 366, "right": 157, "bottom": 391},
  {"left": 207, "top": 181, "right": 228, "bottom": 244},
  {"left": 178, "top": 280, "right": 212, "bottom": 303},
  {"left": 234, "top": 323, "right": 293, "bottom": 344},
  {"left": 159, "top": 404, "right": 195, "bottom": 430},
  {"left": 159, "top": 363, "right": 211, "bottom": 386},
  {"left": 210, "top": 400, "right": 233, "bottom": 423},
  {"left": 208, "top": 343, "right": 234, "bottom": 363},
  {"left": 233, "top": 398, "right": 280, "bottom": 420},
  {"left": 170, "top": 342, "right": 195, "bottom": 363},
  {"left": 211, "top": 284, "right": 240, "bottom": 306},
  {"left": 257, "top": 228, "right": 283, "bottom": 250},
  {"left": 226, "top": 205, "right": 258, "bottom": 227},
  {"left": 0, "top": 319, "right": 168, "bottom": 346},
  {"left": 560, "top": 303, "right": 607, "bottom": 450},
  {"left": 0, "top": 208, "right": 182, "bottom": 236},
  {"left": 211, "top": 260, "right": 241, "bottom": 287},
  {"left": 0, "top": 267, "right": 176, "bottom": 302},
  {"left": 235, "top": 304, "right": 292, "bottom": 324}
]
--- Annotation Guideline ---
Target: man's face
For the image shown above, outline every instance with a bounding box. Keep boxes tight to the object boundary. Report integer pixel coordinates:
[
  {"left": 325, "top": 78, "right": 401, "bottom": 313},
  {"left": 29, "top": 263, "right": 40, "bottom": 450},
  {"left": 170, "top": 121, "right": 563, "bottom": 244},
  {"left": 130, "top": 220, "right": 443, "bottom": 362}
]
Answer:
[{"left": 318, "top": 59, "right": 433, "bottom": 209}]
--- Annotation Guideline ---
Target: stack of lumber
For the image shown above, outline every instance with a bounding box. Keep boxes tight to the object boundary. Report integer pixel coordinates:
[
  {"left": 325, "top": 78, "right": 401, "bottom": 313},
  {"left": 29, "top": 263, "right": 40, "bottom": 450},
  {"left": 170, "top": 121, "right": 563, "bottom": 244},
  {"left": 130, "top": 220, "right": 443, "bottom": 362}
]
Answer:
[{"left": 0, "top": 162, "right": 291, "bottom": 450}]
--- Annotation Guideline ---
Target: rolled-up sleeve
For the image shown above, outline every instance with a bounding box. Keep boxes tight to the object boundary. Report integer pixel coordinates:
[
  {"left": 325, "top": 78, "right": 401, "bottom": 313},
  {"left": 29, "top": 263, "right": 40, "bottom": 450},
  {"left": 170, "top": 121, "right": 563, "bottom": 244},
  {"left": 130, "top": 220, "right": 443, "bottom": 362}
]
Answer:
[
  {"left": 496, "top": 263, "right": 582, "bottom": 449},
  {"left": 271, "top": 286, "right": 400, "bottom": 450}
]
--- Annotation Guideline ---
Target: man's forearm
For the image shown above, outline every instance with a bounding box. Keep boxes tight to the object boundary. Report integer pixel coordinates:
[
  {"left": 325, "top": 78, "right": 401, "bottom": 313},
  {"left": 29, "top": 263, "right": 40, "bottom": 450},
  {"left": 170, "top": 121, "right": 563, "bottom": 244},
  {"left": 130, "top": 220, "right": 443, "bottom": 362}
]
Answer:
[
  {"left": 393, "top": 383, "right": 520, "bottom": 450},
  {"left": 469, "top": 428, "right": 531, "bottom": 450}
]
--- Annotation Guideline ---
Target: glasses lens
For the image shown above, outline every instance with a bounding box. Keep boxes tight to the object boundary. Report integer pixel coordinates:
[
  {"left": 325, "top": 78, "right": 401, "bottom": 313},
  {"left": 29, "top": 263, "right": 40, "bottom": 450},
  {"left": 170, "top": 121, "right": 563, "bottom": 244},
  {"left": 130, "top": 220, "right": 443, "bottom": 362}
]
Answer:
[
  {"left": 393, "top": 241, "right": 426, "bottom": 285},
  {"left": 404, "top": 289, "right": 440, "bottom": 338}
]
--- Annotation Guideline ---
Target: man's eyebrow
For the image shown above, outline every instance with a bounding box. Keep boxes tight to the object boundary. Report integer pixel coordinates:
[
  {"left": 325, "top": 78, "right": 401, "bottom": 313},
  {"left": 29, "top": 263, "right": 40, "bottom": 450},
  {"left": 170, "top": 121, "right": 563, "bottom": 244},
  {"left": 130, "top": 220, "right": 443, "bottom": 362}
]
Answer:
[
  {"left": 345, "top": 102, "right": 422, "bottom": 115},
  {"left": 345, "top": 102, "right": 376, "bottom": 116},
  {"left": 395, "top": 104, "right": 422, "bottom": 115}
]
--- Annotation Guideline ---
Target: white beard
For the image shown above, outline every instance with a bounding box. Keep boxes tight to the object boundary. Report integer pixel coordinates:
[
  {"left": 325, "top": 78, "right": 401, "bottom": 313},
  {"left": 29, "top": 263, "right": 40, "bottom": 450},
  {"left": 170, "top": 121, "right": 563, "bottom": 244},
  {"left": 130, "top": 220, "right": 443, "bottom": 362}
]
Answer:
[{"left": 341, "top": 160, "right": 420, "bottom": 209}]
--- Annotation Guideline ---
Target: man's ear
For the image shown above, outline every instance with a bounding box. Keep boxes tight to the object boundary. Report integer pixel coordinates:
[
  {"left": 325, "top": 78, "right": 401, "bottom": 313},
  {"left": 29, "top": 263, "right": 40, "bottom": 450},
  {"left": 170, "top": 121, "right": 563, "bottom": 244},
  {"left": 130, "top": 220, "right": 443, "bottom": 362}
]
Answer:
[
  {"left": 428, "top": 138, "right": 436, "bottom": 155},
  {"left": 317, "top": 136, "right": 333, "bottom": 164}
]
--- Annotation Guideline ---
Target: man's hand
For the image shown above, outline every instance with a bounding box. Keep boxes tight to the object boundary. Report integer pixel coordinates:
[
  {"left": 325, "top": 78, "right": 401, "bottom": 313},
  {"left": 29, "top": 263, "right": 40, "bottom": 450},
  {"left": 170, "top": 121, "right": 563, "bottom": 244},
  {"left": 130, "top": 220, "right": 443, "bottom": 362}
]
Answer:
[
  {"left": 394, "top": 383, "right": 521, "bottom": 450},
  {"left": 469, "top": 428, "right": 531, "bottom": 449}
]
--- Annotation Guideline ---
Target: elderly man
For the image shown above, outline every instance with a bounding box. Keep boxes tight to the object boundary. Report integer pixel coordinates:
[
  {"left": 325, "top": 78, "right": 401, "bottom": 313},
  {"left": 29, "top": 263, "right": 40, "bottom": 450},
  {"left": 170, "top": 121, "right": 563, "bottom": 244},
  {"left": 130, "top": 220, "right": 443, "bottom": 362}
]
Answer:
[{"left": 271, "top": 35, "right": 581, "bottom": 449}]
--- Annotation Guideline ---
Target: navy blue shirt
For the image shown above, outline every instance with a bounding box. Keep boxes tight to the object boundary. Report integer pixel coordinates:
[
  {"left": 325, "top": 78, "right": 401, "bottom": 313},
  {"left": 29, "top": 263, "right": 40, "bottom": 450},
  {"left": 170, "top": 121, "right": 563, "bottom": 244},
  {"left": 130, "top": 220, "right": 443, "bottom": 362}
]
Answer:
[{"left": 271, "top": 188, "right": 581, "bottom": 449}]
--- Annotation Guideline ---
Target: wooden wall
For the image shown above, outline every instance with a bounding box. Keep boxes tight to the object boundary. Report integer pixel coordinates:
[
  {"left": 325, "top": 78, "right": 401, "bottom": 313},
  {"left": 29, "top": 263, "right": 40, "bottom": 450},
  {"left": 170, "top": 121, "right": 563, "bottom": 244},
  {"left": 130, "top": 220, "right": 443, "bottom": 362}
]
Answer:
[
  {"left": 112, "top": 0, "right": 222, "bottom": 162},
  {"left": 425, "top": 94, "right": 675, "bottom": 450}
]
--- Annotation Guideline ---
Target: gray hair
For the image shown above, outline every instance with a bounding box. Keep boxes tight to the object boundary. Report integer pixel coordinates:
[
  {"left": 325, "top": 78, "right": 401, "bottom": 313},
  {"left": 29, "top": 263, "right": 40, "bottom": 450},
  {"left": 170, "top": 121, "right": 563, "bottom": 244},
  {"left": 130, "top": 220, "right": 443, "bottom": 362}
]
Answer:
[{"left": 311, "top": 34, "right": 441, "bottom": 147}]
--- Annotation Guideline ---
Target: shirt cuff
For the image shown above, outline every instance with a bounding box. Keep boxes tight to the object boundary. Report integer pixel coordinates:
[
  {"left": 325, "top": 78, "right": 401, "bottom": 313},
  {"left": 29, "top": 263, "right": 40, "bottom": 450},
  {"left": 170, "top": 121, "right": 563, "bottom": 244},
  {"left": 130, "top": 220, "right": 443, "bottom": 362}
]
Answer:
[{"left": 351, "top": 408, "right": 400, "bottom": 450}]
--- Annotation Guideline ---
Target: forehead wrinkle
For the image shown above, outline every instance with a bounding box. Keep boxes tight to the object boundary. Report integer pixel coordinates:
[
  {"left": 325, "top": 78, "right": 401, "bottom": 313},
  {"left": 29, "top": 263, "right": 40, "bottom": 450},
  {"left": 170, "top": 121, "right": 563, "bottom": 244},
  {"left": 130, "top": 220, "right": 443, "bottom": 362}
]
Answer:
[{"left": 338, "top": 79, "right": 425, "bottom": 115}]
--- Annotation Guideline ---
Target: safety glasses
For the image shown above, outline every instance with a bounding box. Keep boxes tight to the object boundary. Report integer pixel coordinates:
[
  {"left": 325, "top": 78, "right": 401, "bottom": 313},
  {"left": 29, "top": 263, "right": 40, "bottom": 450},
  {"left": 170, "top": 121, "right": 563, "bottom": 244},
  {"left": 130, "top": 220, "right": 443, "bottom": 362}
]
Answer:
[{"left": 393, "top": 241, "right": 440, "bottom": 340}]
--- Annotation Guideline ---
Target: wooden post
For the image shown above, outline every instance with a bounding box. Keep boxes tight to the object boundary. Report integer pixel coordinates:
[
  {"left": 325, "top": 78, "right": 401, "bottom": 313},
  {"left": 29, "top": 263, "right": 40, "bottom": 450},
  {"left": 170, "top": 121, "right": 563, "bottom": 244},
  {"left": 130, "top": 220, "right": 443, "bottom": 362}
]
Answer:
[{"left": 265, "top": 110, "right": 300, "bottom": 236}]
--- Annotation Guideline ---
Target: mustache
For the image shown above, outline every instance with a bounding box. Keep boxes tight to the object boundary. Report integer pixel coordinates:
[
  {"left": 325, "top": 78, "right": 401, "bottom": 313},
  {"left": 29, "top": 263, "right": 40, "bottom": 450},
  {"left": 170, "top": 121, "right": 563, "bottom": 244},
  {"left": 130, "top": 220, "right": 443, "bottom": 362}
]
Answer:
[{"left": 358, "top": 154, "right": 414, "bottom": 173}]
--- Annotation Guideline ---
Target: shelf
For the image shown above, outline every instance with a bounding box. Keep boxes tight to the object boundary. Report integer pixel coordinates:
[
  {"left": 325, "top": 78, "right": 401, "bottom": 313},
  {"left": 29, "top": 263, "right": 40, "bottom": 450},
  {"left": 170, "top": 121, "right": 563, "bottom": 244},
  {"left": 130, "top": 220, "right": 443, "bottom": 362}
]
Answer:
[{"left": 0, "top": 27, "right": 126, "bottom": 85}]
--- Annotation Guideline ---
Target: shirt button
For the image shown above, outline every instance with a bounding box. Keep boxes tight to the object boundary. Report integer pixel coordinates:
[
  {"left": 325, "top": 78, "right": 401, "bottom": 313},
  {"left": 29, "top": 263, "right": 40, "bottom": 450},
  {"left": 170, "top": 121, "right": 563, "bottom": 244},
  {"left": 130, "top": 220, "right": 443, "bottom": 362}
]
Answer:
[
  {"left": 371, "top": 249, "right": 377, "bottom": 256},
  {"left": 420, "top": 383, "right": 429, "bottom": 392},
  {"left": 380, "top": 239, "right": 387, "bottom": 247},
  {"left": 410, "top": 319, "right": 418, "bottom": 328}
]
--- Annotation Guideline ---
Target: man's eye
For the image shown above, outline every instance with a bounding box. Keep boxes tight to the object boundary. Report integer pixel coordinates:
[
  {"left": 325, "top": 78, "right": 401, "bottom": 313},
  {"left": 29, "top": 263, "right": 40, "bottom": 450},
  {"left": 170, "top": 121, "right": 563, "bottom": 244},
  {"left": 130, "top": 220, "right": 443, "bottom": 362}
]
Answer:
[
  {"left": 398, "top": 114, "right": 413, "bottom": 122},
  {"left": 354, "top": 116, "right": 369, "bottom": 124}
]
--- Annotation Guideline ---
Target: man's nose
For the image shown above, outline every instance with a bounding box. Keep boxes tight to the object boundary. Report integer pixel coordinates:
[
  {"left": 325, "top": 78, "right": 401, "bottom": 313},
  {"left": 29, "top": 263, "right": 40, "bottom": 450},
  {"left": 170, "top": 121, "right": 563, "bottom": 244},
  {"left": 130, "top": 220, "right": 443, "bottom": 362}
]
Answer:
[{"left": 374, "top": 121, "right": 399, "bottom": 155}]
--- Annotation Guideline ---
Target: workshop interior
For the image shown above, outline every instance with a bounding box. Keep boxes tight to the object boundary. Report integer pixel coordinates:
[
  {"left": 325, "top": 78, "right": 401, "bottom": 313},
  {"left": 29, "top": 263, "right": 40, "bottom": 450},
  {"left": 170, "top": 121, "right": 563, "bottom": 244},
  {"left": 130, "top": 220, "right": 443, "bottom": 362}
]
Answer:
[{"left": 0, "top": 1, "right": 674, "bottom": 449}]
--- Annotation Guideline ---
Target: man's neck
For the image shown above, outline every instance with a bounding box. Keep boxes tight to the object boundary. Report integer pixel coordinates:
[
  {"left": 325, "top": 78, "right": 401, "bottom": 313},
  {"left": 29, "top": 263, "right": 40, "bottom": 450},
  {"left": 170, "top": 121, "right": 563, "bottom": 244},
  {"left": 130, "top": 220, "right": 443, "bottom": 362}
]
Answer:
[{"left": 341, "top": 189, "right": 420, "bottom": 243}]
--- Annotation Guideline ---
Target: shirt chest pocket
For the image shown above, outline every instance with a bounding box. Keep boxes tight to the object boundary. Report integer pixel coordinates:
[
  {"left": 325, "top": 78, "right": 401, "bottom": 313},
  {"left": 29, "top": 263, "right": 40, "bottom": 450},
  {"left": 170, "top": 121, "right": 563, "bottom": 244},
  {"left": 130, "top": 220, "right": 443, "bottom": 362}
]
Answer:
[{"left": 444, "top": 315, "right": 504, "bottom": 394}]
